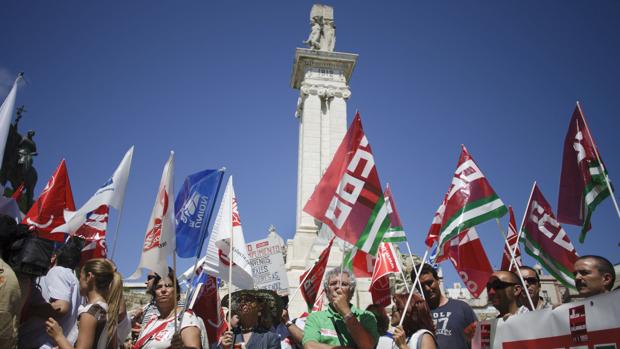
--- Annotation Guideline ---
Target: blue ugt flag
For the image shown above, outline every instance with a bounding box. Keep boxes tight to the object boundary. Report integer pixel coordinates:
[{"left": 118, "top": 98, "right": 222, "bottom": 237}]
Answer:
[{"left": 175, "top": 169, "right": 224, "bottom": 258}]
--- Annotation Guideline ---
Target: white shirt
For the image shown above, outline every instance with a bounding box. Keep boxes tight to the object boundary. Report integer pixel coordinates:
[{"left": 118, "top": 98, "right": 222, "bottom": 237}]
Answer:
[{"left": 136, "top": 310, "right": 208, "bottom": 349}]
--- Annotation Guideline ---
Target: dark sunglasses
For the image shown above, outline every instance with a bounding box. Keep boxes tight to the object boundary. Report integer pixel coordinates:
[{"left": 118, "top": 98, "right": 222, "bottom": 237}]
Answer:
[
  {"left": 486, "top": 279, "right": 518, "bottom": 290},
  {"left": 147, "top": 275, "right": 156, "bottom": 281},
  {"left": 524, "top": 277, "right": 539, "bottom": 285}
]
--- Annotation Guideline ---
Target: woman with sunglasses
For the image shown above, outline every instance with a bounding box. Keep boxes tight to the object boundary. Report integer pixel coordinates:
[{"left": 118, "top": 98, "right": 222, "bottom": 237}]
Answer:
[{"left": 389, "top": 293, "right": 438, "bottom": 349}]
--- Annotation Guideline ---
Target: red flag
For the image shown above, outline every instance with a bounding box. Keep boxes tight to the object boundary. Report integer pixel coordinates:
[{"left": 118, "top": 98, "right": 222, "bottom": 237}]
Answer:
[
  {"left": 558, "top": 103, "right": 611, "bottom": 242},
  {"left": 370, "top": 243, "right": 400, "bottom": 306},
  {"left": 311, "top": 288, "right": 326, "bottom": 312},
  {"left": 447, "top": 228, "right": 493, "bottom": 298},
  {"left": 500, "top": 206, "right": 522, "bottom": 272},
  {"left": 189, "top": 274, "right": 227, "bottom": 346},
  {"left": 435, "top": 146, "right": 507, "bottom": 261},
  {"left": 80, "top": 238, "right": 108, "bottom": 267},
  {"left": 523, "top": 184, "right": 579, "bottom": 288},
  {"left": 11, "top": 182, "right": 24, "bottom": 201},
  {"left": 351, "top": 249, "right": 376, "bottom": 277},
  {"left": 426, "top": 193, "right": 447, "bottom": 248},
  {"left": 303, "top": 113, "right": 389, "bottom": 256},
  {"left": 23, "top": 159, "right": 76, "bottom": 242},
  {"left": 300, "top": 238, "right": 334, "bottom": 310}
]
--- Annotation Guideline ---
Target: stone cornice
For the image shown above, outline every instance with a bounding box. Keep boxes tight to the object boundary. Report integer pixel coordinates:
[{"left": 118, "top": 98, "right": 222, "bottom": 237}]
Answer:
[{"left": 291, "top": 48, "right": 358, "bottom": 89}]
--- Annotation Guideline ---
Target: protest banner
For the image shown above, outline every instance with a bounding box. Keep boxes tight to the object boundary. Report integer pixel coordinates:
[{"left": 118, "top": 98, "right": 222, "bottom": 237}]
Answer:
[
  {"left": 246, "top": 234, "right": 290, "bottom": 296},
  {"left": 472, "top": 291, "right": 620, "bottom": 348}
]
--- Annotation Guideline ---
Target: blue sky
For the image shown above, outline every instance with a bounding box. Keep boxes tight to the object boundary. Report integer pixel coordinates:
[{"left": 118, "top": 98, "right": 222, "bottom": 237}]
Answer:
[{"left": 2, "top": 1, "right": 619, "bottom": 287}]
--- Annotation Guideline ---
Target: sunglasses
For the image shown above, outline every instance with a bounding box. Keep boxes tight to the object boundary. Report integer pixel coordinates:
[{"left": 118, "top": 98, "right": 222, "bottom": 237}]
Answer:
[
  {"left": 524, "top": 277, "right": 539, "bottom": 285},
  {"left": 486, "top": 279, "right": 518, "bottom": 291},
  {"left": 147, "top": 275, "right": 156, "bottom": 281}
]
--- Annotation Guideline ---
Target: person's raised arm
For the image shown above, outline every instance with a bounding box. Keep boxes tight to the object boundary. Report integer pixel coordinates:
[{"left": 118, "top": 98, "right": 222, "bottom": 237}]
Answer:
[{"left": 331, "top": 289, "right": 377, "bottom": 349}]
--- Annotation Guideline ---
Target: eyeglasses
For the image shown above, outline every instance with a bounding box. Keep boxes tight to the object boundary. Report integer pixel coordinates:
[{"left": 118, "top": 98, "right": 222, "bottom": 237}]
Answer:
[
  {"left": 486, "top": 279, "right": 518, "bottom": 291},
  {"left": 524, "top": 277, "right": 539, "bottom": 285},
  {"left": 147, "top": 275, "right": 156, "bottom": 281}
]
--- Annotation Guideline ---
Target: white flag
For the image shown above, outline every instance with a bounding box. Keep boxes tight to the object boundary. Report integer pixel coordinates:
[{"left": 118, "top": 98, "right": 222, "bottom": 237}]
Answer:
[
  {"left": 52, "top": 146, "right": 134, "bottom": 236},
  {"left": 0, "top": 75, "right": 22, "bottom": 166},
  {"left": 203, "top": 176, "right": 253, "bottom": 289},
  {"left": 128, "top": 152, "right": 175, "bottom": 280}
]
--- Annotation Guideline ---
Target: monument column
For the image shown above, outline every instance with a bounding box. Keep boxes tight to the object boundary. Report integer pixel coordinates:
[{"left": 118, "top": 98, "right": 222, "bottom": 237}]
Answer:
[{"left": 286, "top": 4, "right": 358, "bottom": 316}]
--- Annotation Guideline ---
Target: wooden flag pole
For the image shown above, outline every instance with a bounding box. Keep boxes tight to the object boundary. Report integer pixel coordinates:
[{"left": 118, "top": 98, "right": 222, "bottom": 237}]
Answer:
[
  {"left": 578, "top": 102, "right": 620, "bottom": 225},
  {"left": 227, "top": 226, "right": 234, "bottom": 328},
  {"left": 398, "top": 249, "right": 428, "bottom": 327},
  {"left": 496, "top": 218, "right": 535, "bottom": 310},
  {"left": 509, "top": 182, "right": 536, "bottom": 271}
]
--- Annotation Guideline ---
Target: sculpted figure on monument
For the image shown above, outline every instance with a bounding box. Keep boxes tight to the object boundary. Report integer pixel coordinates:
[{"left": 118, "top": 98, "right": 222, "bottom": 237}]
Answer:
[
  {"left": 0, "top": 105, "right": 38, "bottom": 211},
  {"left": 304, "top": 16, "right": 322, "bottom": 50},
  {"left": 303, "top": 4, "right": 336, "bottom": 52}
]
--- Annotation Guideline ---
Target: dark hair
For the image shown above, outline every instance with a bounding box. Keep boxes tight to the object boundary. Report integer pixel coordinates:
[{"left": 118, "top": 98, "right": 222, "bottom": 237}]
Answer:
[
  {"left": 576, "top": 255, "right": 616, "bottom": 291},
  {"left": 393, "top": 293, "right": 435, "bottom": 337},
  {"left": 0, "top": 214, "right": 21, "bottom": 259},
  {"left": 153, "top": 267, "right": 181, "bottom": 301},
  {"left": 519, "top": 266, "right": 540, "bottom": 282},
  {"left": 366, "top": 304, "right": 389, "bottom": 334},
  {"left": 55, "top": 237, "right": 83, "bottom": 270},
  {"left": 412, "top": 263, "right": 438, "bottom": 281}
]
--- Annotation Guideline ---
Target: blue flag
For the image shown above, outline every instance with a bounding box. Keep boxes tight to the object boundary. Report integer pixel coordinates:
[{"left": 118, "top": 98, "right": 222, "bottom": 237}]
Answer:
[{"left": 175, "top": 169, "right": 224, "bottom": 258}]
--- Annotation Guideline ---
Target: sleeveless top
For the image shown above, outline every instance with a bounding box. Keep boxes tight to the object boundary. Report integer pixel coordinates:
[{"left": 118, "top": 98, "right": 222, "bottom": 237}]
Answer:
[{"left": 79, "top": 301, "right": 112, "bottom": 349}]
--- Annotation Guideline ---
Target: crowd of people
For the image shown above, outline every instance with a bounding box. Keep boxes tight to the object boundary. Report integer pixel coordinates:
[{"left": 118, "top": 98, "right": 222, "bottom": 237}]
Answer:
[{"left": 1, "top": 212, "right": 617, "bottom": 349}]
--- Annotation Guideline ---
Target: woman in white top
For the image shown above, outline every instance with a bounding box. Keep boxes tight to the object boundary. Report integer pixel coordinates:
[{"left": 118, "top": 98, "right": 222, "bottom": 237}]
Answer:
[
  {"left": 45, "top": 258, "right": 123, "bottom": 349},
  {"left": 133, "top": 268, "right": 208, "bottom": 349},
  {"left": 391, "top": 293, "right": 438, "bottom": 349}
]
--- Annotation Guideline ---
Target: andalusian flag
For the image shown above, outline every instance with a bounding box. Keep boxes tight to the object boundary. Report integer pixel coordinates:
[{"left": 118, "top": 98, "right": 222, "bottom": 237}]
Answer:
[
  {"left": 304, "top": 113, "right": 389, "bottom": 256},
  {"left": 558, "top": 102, "right": 612, "bottom": 243},
  {"left": 435, "top": 145, "right": 507, "bottom": 261},
  {"left": 522, "top": 183, "right": 578, "bottom": 289},
  {"left": 383, "top": 183, "right": 407, "bottom": 243}
]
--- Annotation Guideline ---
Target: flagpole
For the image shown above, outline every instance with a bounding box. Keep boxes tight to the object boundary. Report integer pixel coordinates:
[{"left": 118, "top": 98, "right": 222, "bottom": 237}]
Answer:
[
  {"left": 182, "top": 168, "right": 226, "bottom": 314},
  {"left": 288, "top": 265, "right": 313, "bottom": 308},
  {"left": 227, "top": 216, "right": 234, "bottom": 328},
  {"left": 404, "top": 242, "right": 423, "bottom": 298},
  {"left": 172, "top": 251, "right": 179, "bottom": 334},
  {"left": 109, "top": 198, "right": 126, "bottom": 260},
  {"left": 495, "top": 218, "right": 535, "bottom": 310},
  {"left": 577, "top": 102, "right": 620, "bottom": 225},
  {"left": 398, "top": 249, "right": 428, "bottom": 327},
  {"left": 509, "top": 182, "right": 536, "bottom": 271}
]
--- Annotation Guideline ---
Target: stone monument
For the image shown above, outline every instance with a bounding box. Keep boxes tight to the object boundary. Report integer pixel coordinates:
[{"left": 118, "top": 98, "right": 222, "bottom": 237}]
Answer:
[{"left": 286, "top": 4, "right": 364, "bottom": 316}]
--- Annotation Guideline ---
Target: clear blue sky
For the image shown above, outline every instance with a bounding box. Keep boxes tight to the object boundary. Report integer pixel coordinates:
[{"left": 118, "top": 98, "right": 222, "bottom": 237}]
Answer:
[{"left": 2, "top": 1, "right": 619, "bottom": 287}]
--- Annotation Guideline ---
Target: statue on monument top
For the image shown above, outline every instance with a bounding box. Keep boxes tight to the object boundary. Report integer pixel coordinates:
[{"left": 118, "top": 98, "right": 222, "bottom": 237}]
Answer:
[{"left": 303, "top": 4, "right": 336, "bottom": 52}]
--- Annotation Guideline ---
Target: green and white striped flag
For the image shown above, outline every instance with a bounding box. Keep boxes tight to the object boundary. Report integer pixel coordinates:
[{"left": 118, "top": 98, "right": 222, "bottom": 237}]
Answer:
[
  {"left": 435, "top": 145, "right": 507, "bottom": 261},
  {"left": 383, "top": 183, "right": 407, "bottom": 243}
]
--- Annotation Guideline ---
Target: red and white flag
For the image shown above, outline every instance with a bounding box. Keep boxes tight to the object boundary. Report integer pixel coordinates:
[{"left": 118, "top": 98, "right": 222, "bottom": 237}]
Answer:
[
  {"left": 304, "top": 113, "right": 390, "bottom": 256},
  {"left": 80, "top": 238, "right": 108, "bottom": 266},
  {"left": 23, "top": 159, "right": 76, "bottom": 242},
  {"left": 300, "top": 238, "right": 334, "bottom": 310},
  {"left": 52, "top": 147, "right": 133, "bottom": 237},
  {"left": 188, "top": 274, "right": 227, "bottom": 347},
  {"left": 447, "top": 227, "right": 493, "bottom": 298},
  {"left": 350, "top": 249, "right": 376, "bottom": 278},
  {"left": 500, "top": 206, "right": 522, "bottom": 272},
  {"left": 558, "top": 102, "right": 612, "bottom": 243},
  {"left": 203, "top": 176, "right": 254, "bottom": 289},
  {"left": 128, "top": 152, "right": 175, "bottom": 280},
  {"left": 435, "top": 146, "right": 507, "bottom": 261},
  {"left": 522, "top": 183, "right": 579, "bottom": 288},
  {"left": 426, "top": 192, "right": 447, "bottom": 248},
  {"left": 370, "top": 242, "right": 400, "bottom": 306}
]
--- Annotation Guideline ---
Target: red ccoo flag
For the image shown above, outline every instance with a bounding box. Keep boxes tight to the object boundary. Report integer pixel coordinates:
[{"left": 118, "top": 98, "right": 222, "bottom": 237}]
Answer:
[
  {"left": 23, "top": 159, "right": 76, "bottom": 242},
  {"left": 500, "top": 206, "right": 522, "bottom": 272},
  {"left": 447, "top": 227, "right": 493, "bottom": 298},
  {"left": 558, "top": 102, "right": 612, "bottom": 242}
]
